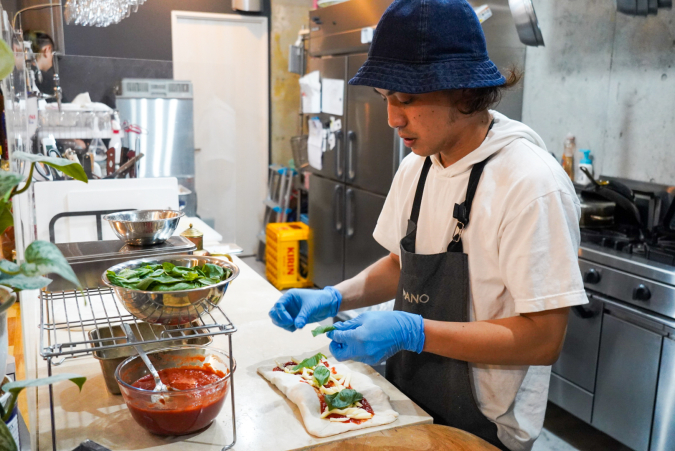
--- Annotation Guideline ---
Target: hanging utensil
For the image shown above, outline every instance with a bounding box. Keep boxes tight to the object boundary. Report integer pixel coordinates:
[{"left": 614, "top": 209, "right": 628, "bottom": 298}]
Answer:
[{"left": 508, "top": 0, "right": 545, "bottom": 47}]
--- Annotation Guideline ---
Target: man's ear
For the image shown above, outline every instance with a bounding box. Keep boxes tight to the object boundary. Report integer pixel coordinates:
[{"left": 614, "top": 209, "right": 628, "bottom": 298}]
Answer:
[{"left": 41, "top": 44, "right": 53, "bottom": 57}]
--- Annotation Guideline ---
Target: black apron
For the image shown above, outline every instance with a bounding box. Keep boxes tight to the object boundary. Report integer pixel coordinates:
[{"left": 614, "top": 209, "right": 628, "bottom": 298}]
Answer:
[{"left": 386, "top": 154, "right": 508, "bottom": 451}]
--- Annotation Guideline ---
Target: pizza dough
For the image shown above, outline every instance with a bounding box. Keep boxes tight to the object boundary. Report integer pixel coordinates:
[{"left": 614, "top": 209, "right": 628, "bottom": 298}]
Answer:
[{"left": 257, "top": 357, "right": 399, "bottom": 437}]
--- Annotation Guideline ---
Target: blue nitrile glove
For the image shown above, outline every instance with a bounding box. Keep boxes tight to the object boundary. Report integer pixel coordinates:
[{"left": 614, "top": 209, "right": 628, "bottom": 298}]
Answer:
[
  {"left": 268, "top": 287, "right": 342, "bottom": 332},
  {"left": 327, "top": 311, "right": 425, "bottom": 365}
]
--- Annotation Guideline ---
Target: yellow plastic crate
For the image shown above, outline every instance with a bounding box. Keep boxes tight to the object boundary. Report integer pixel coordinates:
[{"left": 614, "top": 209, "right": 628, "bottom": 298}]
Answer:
[{"left": 265, "top": 222, "right": 313, "bottom": 290}]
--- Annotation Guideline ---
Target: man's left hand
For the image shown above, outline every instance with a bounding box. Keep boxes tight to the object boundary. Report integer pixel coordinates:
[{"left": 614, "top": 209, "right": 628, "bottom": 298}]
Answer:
[{"left": 327, "top": 311, "right": 425, "bottom": 365}]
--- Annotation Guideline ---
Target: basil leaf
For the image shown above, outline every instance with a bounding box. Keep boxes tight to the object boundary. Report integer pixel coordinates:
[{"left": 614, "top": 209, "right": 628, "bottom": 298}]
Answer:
[
  {"left": 107, "top": 261, "right": 230, "bottom": 292},
  {"left": 202, "top": 263, "right": 225, "bottom": 279},
  {"left": 313, "top": 365, "right": 330, "bottom": 386},
  {"left": 324, "top": 389, "right": 363, "bottom": 410},
  {"left": 292, "top": 352, "right": 326, "bottom": 372},
  {"left": 311, "top": 325, "right": 336, "bottom": 337}
]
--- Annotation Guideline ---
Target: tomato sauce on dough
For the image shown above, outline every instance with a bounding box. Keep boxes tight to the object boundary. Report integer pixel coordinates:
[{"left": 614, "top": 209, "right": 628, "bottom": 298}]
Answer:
[{"left": 272, "top": 360, "right": 375, "bottom": 423}]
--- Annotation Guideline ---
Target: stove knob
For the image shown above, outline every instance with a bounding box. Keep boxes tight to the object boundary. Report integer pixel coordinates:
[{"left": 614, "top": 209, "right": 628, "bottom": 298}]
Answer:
[
  {"left": 632, "top": 284, "right": 651, "bottom": 301},
  {"left": 583, "top": 268, "right": 601, "bottom": 284}
]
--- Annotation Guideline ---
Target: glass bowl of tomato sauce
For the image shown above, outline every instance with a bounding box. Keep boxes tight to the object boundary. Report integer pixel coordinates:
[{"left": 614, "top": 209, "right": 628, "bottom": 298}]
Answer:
[{"left": 115, "top": 345, "right": 235, "bottom": 436}]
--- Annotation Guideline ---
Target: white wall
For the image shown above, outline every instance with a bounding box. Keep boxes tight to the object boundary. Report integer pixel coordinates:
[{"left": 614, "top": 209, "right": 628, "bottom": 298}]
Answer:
[{"left": 523, "top": 0, "right": 675, "bottom": 184}]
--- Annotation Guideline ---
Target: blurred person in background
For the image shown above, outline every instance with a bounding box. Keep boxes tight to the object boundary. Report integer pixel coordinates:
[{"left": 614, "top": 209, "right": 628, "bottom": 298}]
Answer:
[{"left": 23, "top": 30, "right": 56, "bottom": 100}]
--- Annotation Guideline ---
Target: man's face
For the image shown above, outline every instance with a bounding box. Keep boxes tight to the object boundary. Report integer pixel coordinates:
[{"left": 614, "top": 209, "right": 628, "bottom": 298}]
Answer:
[{"left": 375, "top": 88, "right": 468, "bottom": 157}]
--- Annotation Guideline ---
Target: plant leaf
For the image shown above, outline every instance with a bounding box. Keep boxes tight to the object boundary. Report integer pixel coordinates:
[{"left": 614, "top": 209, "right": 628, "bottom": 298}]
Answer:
[
  {"left": 0, "top": 38, "right": 15, "bottom": 82},
  {"left": 1, "top": 374, "right": 86, "bottom": 423},
  {"left": 311, "top": 325, "right": 336, "bottom": 337},
  {"left": 324, "top": 388, "right": 363, "bottom": 410},
  {"left": 20, "top": 240, "right": 80, "bottom": 288},
  {"left": 12, "top": 152, "right": 88, "bottom": 183},
  {"left": 0, "top": 201, "right": 12, "bottom": 237},
  {"left": 0, "top": 260, "right": 18, "bottom": 274},
  {"left": 0, "top": 419, "right": 17, "bottom": 451},
  {"left": 0, "top": 172, "right": 22, "bottom": 201},
  {"left": 313, "top": 365, "right": 330, "bottom": 387},
  {"left": 2, "top": 373, "right": 86, "bottom": 393},
  {"left": 0, "top": 273, "right": 51, "bottom": 290},
  {"left": 292, "top": 352, "right": 326, "bottom": 372}
]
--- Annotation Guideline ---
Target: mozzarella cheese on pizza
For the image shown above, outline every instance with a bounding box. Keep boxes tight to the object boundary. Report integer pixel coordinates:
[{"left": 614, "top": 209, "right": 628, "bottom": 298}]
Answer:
[{"left": 257, "top": 353, "right": 399, "bottom": 437}]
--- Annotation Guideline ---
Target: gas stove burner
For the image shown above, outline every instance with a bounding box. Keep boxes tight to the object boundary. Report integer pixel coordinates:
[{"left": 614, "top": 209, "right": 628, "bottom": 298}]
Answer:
[
  {"left": 580, "top": 229, "right": 634, "bottom": 251},
  {"left": 656, "top": 236, "right": 675, "bottom": 250},
  {"left": 582, "top": 230, "right": 675, "bottom": 266}
]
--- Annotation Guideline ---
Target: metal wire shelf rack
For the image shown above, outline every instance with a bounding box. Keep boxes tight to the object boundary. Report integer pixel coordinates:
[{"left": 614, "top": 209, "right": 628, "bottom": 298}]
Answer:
[{"left": 39, "top": 286, "right": 238, "bottom": 451}]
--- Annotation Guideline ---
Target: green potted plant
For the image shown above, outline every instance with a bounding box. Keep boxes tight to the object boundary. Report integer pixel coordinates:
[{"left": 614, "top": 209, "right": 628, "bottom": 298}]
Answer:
[
  {"left": 0, "top": 36, "right": 91, "bottom": 450},
  {"left": 0, "top": 152, "right": 90, "bottom": 450}
]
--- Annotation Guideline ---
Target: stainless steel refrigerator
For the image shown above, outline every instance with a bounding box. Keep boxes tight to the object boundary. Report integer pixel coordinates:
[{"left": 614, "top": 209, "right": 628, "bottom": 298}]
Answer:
[
  {"left": 115, "top": 78, "right": 198, "bottom": 216},
  {"left": 306, "top": 0, "right": 529, "bottom": 288}
]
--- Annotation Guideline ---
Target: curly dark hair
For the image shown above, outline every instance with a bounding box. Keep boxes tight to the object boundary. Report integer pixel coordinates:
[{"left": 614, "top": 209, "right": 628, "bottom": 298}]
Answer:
[{"left": 457, "top": 67, "right": 523, "bottom": 115}]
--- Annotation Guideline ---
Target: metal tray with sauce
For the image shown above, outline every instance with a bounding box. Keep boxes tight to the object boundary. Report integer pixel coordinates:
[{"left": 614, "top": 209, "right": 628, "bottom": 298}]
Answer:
[{"left": 89, "top": 322, "right": 212, "bottom": 394}]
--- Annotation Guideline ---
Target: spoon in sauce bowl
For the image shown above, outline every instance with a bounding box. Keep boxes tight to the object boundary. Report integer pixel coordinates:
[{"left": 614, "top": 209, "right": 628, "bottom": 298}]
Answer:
[{"left": 122, "top": 323, "right": 169, "bottom": 392}]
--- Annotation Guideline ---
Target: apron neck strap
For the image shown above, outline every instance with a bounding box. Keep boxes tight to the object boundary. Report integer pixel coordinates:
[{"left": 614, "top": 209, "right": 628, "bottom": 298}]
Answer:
[
  {"left": 447, "top": 155, "right": 492, "bottom": 252},
  {"left": 409, "top": 156, "right": 433, "bottom": 226}
]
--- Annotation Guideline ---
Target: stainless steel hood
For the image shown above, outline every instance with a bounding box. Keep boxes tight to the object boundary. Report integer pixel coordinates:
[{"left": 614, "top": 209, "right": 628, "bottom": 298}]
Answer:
[
  {"left": 508, "top": 0, "right": 545, "bottom": 47},
  {"left": 308, "top": 0, "right": 545, "bottom": 54}
]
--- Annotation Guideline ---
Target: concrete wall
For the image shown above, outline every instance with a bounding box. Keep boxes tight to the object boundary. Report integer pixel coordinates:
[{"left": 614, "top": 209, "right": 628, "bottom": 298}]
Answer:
[
  {"left": 270, "top": 0, "right": 310, "bottom": 166},
  {"left": 522, "top": 0, "right": 675, "bottom": 184}
]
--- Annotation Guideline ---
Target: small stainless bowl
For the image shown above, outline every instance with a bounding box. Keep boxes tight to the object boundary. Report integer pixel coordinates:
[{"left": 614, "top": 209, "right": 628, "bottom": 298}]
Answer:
[
  {"left": 103, "top": 210, "right": 185, "bottom": 246},
  {"left": 102, "top": 255, "right": 239, "bottom": 325}
]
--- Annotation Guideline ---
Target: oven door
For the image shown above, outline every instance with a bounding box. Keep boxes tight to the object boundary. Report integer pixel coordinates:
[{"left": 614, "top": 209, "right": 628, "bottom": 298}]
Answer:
[{"left": 549, "top": 293, "right": 602, "bottom": 422}]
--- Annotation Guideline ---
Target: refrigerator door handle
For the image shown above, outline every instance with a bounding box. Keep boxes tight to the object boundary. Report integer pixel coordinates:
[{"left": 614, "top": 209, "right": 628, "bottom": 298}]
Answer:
[
  {"left": 333, "top": 185, "right": 344, "bottom": 232},
  {"left": 335, "top": 130, "right": 344, "bottom": 179},
  {"left": 347, "top": 130, "right": 356, "bottom": 182},
  {"left": 346, "top": 188, "right": 355, "bottom": 238}
]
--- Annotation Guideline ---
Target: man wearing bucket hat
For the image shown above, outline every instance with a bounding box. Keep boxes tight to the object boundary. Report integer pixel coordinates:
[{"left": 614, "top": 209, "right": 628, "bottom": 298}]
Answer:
[{"left": 269, "top": 0, "right": 587, "bottom": 449}]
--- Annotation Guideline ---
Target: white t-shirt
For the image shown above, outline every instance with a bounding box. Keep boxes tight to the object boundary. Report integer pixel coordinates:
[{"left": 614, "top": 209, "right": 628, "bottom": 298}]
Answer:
[{"left": 373, "top": 111, "right": 588, "bottom": 451}]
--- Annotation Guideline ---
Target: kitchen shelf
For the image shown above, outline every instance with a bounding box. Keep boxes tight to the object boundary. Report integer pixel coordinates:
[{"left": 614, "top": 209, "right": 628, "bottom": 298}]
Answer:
[
  {"left": 38, "top": 286, "right": 238, "bottom": 451},
  {"left": 39, "top": 286, "right": 236, "bottom": 361}
]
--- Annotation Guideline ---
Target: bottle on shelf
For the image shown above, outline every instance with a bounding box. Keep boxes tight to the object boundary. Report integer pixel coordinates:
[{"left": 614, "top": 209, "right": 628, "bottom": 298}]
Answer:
[
  {"left": 576, "top": 149, "right": 594, "bottom": 185},
  {"left": 562, "top": 133, "right": 575, "bottom": 181}
]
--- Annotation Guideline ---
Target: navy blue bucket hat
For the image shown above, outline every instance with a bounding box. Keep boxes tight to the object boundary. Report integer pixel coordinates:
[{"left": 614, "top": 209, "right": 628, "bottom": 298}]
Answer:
[{"left": 349, "top": 0, "right": 506, "bottom": 93}]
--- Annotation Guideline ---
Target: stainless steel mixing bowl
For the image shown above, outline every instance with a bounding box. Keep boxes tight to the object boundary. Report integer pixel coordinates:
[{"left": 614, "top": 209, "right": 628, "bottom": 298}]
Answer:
[
  {"left": 103, "top": 210, "right": 185, "bottom": 246},
  {"left": 102, "top": 255, "right": 239, "bottom": 325}
]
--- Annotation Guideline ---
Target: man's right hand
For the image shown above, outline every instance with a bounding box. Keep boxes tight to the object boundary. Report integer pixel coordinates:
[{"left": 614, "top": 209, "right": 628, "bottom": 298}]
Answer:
[{"left": 268, "top": 287, "right": 342, "bottom": 332}]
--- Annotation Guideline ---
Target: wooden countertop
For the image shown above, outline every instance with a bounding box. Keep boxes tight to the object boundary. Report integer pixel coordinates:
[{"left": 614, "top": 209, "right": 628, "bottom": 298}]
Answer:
[
  {"left": 310, "top": 424, "right": 500, "bottom": 450},
  {"left": 30, "top": 255, "right": 433, "bottom": 450}
]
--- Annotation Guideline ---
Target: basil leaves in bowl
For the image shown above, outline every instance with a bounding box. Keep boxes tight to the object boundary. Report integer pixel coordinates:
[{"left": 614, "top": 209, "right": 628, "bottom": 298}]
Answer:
[{"left": 102, "top": 256, "right": 239, "bottom": 325}]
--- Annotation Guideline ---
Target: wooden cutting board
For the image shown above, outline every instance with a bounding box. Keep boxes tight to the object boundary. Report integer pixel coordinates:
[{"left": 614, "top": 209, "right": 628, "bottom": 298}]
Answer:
[{"left": 309, "top": 424, "right": 500, "bottom": 450}]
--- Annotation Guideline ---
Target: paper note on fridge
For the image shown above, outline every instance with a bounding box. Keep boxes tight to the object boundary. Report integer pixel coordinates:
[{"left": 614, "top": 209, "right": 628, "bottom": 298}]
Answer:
[
  {"left": 321, "top": 78, "right": 344, "bottom": 116},
  {"left": 300, "top": 71, "right": 322, "bottom": 114},
  {"left": 308, "top": 118, "right": 324, "bottom": 170}
]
